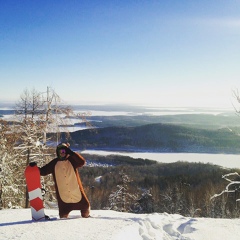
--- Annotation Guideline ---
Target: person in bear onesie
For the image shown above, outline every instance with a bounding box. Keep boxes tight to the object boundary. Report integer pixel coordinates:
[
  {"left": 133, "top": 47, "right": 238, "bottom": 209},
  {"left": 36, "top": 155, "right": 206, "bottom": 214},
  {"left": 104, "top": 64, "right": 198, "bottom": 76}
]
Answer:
[{"left": 39, "top": 143, "right": 90, "bottom": 218}]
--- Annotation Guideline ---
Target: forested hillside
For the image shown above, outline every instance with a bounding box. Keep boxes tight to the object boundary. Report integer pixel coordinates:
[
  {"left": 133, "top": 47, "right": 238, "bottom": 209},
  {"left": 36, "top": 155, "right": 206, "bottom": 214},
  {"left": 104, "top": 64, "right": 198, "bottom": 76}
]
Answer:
[
  {"left": 76, "top": 154, "right": 240, "bottom": 218},
  {"left": 62, "top": 123, "right": 240, "bottom": 154},
  {"left": 75, "top": 113, "right": 240, "bottom": 129}
]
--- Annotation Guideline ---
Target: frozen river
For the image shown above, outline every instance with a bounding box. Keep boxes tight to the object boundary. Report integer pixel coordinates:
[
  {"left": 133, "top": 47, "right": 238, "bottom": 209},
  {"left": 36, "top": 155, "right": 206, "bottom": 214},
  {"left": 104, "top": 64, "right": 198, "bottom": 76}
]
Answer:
[{"left": 81, "top": 150, "right": 240, "bottom": 169}]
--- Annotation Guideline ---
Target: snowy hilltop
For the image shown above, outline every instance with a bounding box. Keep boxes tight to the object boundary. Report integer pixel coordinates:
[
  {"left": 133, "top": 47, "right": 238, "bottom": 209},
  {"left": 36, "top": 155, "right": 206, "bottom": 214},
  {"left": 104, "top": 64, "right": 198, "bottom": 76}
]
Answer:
[{"left": 1, "top": 208, "right": 240, "bottom": 240}]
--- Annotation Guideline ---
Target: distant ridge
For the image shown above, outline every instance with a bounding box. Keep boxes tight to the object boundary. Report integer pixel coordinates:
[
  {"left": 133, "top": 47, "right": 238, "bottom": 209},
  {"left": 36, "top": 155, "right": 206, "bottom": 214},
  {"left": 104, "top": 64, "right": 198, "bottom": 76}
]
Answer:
[{"left": 66, "top": 123, "right": 240, "bottom": 154}]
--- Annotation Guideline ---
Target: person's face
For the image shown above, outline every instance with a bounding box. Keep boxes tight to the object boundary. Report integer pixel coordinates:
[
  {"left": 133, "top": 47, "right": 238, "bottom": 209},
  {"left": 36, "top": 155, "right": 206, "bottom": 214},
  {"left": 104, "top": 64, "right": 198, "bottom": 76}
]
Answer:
[{"left": 59, "top": 148, "right": 66, "bottom": 157}]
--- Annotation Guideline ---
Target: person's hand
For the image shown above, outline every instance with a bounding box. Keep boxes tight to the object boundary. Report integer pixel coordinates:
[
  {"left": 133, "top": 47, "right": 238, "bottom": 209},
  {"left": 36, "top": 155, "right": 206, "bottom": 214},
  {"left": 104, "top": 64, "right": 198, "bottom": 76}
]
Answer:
[{"left": 66, "top": 147, "right": 74, "bottom": 156}]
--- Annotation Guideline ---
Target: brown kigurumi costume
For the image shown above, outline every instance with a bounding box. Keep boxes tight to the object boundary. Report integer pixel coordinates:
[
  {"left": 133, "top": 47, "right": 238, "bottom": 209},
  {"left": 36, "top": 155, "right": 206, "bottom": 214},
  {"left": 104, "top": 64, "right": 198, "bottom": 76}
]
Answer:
[{"left": 39, "top": 144, "right": 90, "bottom": 218}]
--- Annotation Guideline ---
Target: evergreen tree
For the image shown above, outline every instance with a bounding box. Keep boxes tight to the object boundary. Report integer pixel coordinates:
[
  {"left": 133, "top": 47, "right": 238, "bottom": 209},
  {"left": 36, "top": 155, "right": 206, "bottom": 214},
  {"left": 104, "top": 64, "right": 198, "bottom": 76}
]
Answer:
[
  {"left": 108, "top": 171, "right": 138, "bottom": 212},
  {"left": 137, "top": 189, "right": 154, "bottom": 213}
]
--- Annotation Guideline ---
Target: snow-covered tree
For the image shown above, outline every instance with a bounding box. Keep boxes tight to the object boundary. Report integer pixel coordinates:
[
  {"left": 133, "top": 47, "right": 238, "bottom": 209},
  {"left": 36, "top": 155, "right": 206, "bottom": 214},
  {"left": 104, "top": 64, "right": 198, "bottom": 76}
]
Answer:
[
  {"left": 211, "top": 172, "right": 240, "bottom": 217},
  {"left": 160, "top": 183, "right": 185, "bottom": 214},
  {"left": 108, "top": 171, "right": 139, "bottom": 212},
  {"left": 14, "top": 87, "right": 76, "bottom": 165},
  {"left": 15, "top": 87, "right": 74, "bottom": 145},
  {"left": 211, "top": 172, "right": 240, "bottom": 201},
  {"left": 0, "top": 120, "right": 22, "bottom": 208},
  {"left": 137, "top": 189, "right": 154, "bottom": 213}
]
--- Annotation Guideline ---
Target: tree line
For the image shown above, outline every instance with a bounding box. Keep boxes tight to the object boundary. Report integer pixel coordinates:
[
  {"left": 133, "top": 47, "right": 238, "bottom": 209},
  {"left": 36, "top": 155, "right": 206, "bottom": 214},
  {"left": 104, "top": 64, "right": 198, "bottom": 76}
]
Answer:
[{"left": 77, "top": 155, "right": 240, "bottom": 218}]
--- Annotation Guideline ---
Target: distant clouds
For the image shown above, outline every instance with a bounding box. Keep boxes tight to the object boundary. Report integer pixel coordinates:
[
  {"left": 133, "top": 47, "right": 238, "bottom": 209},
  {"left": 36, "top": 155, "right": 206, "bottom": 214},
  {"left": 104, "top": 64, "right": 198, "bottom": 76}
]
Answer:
[{"left": 193, "top": 17, "right": 240, "bottom": 28}]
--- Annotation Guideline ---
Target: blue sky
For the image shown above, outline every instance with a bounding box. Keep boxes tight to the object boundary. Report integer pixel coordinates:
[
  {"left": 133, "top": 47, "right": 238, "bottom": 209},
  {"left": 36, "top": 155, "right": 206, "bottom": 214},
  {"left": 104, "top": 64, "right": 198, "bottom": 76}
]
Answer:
[{"left": 1, "top": 0, "right": 240, "bottom": 108}]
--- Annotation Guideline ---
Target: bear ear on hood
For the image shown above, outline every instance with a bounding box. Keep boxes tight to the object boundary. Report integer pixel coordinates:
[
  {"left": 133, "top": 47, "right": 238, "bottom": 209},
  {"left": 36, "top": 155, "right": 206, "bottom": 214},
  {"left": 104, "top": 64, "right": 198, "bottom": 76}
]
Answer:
[{"left": 57, "top": 142, "right": 70, "bottom": 149}]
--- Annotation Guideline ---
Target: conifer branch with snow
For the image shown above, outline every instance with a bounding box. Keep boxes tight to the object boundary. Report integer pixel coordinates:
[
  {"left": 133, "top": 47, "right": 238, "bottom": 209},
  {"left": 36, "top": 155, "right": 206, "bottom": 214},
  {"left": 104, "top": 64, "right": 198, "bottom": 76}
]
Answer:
[{"left": 211, "top": 172, "right": 240, "bottom": 201}]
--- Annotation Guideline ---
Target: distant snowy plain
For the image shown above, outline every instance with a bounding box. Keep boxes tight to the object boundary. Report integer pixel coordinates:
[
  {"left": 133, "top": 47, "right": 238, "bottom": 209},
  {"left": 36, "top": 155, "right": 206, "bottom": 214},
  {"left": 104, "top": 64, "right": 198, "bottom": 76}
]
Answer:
[{"left": 82, "top": 150, "right": 240, "bottom": 169}]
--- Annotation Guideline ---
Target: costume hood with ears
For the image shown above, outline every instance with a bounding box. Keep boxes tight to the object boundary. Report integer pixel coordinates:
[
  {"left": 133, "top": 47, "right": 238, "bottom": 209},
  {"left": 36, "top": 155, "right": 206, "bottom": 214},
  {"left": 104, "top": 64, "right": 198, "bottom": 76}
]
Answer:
[{"left": 56, "top": 143, "right": 70, "bottom": 160}]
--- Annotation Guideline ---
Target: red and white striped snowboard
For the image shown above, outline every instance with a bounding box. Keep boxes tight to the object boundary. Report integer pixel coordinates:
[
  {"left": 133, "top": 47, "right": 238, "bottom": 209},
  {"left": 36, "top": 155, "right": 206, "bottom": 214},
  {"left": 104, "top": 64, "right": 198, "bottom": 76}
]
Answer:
[{"left": 25, "top": 164, "right": 45, "bottom": 221}]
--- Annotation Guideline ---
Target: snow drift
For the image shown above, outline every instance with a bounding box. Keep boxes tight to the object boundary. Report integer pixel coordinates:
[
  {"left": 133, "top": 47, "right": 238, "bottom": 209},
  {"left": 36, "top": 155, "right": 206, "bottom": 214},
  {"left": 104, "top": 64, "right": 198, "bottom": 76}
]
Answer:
[{"left": 1, "top": 209, "right": 240, "bottom": 240}]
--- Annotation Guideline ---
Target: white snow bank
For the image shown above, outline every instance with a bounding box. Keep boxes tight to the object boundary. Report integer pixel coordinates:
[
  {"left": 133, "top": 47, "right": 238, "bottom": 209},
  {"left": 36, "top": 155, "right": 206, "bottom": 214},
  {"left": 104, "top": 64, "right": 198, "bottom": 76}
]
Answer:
[{"left": 1, "top": 209, "right": 240, "bottom": 240}]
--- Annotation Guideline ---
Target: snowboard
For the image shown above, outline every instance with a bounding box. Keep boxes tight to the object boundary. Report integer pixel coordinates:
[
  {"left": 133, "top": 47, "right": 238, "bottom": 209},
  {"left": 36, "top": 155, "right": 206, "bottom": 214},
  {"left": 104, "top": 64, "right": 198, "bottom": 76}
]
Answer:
[{"left": 24, "top": 164, "right": 46, "bottom": 221}]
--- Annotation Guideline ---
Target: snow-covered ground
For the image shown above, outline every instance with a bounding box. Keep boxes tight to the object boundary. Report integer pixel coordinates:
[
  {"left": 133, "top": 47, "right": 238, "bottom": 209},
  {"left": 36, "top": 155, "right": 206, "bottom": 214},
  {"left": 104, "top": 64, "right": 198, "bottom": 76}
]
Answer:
[{"left": 1, "top": 208, "right": 240, "bottom": 240}]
